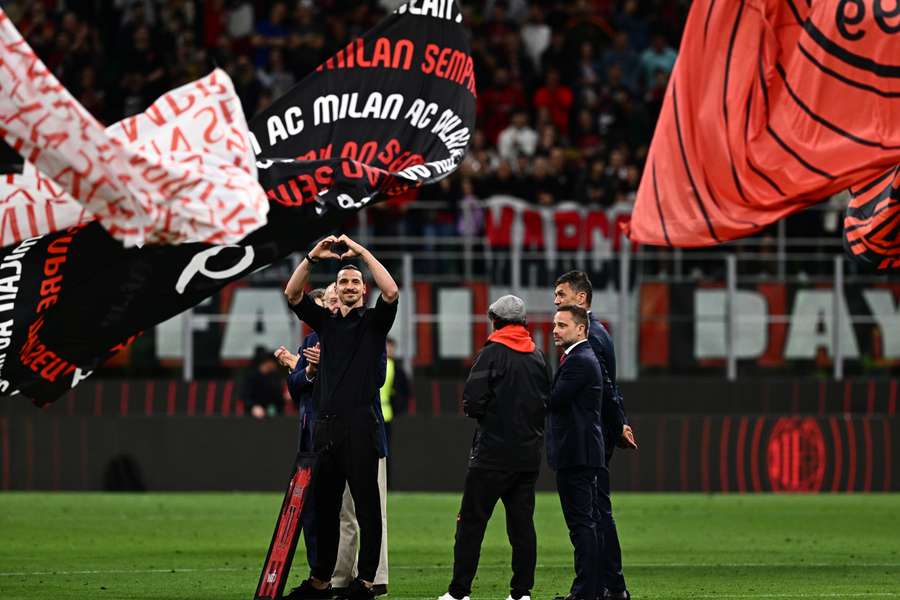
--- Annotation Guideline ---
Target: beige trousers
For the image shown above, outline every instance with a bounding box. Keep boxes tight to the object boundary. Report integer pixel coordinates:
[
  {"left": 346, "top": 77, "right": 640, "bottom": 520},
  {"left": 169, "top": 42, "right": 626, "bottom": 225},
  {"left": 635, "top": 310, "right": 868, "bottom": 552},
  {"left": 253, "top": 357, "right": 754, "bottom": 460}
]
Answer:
[{"left": 332, "top": 457, "right": 389, "bottom": 586}]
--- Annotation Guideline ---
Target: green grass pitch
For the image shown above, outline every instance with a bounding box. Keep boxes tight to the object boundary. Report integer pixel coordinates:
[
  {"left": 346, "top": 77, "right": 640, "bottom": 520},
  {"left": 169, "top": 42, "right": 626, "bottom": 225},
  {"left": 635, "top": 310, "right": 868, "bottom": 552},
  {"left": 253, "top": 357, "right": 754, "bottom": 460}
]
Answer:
[{"left": 1, "top": 492, "right": 898, "bottom": 599}]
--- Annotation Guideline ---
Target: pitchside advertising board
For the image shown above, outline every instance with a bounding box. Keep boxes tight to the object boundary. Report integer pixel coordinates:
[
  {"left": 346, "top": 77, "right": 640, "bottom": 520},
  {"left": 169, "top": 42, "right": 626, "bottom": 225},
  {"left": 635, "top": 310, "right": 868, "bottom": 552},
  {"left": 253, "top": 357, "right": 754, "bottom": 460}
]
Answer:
[
  {"left": 144, "top": 279, "right": 900, "bottom": 374},
  {"left": 0, "top": 1, "right": 475, "bottom": 404}
]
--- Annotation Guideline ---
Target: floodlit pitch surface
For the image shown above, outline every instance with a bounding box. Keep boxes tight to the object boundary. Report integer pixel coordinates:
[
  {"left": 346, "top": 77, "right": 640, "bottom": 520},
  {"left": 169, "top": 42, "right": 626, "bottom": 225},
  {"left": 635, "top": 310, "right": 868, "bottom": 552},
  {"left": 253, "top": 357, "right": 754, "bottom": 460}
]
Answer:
[{"left": 1, "top": 493, "right": 898, "bottom": 599}]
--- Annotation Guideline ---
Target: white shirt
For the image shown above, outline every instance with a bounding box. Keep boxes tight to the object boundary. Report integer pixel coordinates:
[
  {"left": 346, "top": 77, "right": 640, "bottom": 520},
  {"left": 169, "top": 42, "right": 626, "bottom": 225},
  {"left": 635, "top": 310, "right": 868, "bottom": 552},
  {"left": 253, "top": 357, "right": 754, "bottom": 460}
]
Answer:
[
  {"left": 564, "top": 338, "right": 588, "bottom": 355},
  {"left": 497, "top": 125, "right": 538, "bottom": 161}
]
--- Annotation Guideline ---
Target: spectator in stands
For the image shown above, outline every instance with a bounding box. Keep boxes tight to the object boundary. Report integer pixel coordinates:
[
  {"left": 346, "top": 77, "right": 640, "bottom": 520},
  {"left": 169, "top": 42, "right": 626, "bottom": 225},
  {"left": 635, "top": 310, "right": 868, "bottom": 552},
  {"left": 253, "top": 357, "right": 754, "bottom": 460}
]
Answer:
[
  {"left": 479, "top": 159, "right": 525, "bottom": 199},
  {"left": 481, "top": 0, "right": 518, "bottom": 41},
  {"left": 536, "top": 122, "right": 559, "bottom": 156},
  {"left": 252, "top": 1, "right": 290, "bottom": 67},
  {"left": 457, "top": 179, "right": 484, "bottom": 238},
  {"left": 576, "top": 41, "right": 602, "bottom": 88},
  {"left": 478, "top": 67, "right": 528, "bottom": 144},
  {"left": 242, "top": 349, "right": 286, "bottom": 419},
  {"left": 232, "top": 53, "right": 264, "bottom": 118},
  {"left": 639, "top": 33, "right": 678, "bottom": 90},
  {"left": 74, "top": 65, "right": 106, "bottom": 119},
  {"left": 573, "top": 109, "right": 602, "bottom": 154},
  {"left": 520, "top": 5, "right": 551, "bottom": 69},
  {"left": 541, "top": 29, "right": 569, "bottom": 77},
  {"left": 645, "top": 67, "right": 671, "bottom": 118},
  {"left": 529, "top": 157, "right": 568, "bottom": 206},
  {"left": 485, "top": 0, "right": 529, "bottom": 23},
  {"left": 498, "top": 111, "right": 539, "bottom": 162},
  {"left": 614, "top": 0, "right": 651, "bottom": 50},
  {"left": 533, "top": 68, "right": 573, "bottom": 137},
  {"left": 258, "top": 47, "right": 296, "bottom": 100},
  {"left": 285, "top": 3, "right": 327, "bottom": 79},
  {"left": 577, "top": 159, "right": 613, "bottom": 207},
  {"left": 603, "top": 31, "right": 641, "bottom": 94}
]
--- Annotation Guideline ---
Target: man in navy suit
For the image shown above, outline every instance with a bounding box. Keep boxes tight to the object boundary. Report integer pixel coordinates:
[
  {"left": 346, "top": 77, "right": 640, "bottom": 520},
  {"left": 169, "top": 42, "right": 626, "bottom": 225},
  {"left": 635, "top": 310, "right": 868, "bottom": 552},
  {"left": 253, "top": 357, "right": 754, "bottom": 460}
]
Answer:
[
  {"left": 554, "top": 272, "right": 637, "bottom": 600},
  {"left": 276, "top": 287, "right": 330, "bottom": 570},
  {"left": 548, "top": 305, "right": 623, "bottom": 600}
]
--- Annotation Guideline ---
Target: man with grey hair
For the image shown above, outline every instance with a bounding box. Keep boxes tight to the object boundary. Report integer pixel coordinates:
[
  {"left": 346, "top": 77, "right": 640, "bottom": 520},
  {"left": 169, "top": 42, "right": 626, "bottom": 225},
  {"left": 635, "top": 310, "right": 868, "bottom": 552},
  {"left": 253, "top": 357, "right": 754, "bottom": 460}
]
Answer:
[{"left": 437, "top": 295, "right": 551, "bottom": 600}]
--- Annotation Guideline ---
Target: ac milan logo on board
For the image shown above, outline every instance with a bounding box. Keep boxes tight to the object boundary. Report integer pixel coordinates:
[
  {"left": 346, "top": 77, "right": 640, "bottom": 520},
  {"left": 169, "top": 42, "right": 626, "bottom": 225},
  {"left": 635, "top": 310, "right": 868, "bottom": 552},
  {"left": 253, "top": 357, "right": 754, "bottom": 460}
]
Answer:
[{"left": 766, "top": 418, "right": 826, "bottom": 493}]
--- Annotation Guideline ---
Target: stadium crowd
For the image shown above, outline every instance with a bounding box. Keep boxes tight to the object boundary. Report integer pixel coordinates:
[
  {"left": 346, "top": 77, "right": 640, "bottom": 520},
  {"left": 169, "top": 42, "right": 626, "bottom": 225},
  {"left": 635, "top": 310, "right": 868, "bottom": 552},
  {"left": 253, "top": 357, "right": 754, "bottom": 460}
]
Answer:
[
  {"left": 6, "top": 1, "right": 683, "bottom": 223},
  {"left": 7, "top": 0, "right": 840, "bottom": 257}
]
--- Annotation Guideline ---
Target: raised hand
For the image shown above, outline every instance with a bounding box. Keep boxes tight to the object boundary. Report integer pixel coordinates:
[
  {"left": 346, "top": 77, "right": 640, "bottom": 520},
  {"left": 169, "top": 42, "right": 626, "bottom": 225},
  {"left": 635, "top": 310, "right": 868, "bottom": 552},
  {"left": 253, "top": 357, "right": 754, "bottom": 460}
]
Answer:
[
  {"left": 310, "top": 235, "right": 341, "bottom": 261},
  {"left": 274, "top": 345, "right": 298, "bottom": 370},
  {"left": 302, "top": 343, "right": 321, "bottom": 367},
  {"left": 336, "top": 234, "right": 365, "bottom": 260}
]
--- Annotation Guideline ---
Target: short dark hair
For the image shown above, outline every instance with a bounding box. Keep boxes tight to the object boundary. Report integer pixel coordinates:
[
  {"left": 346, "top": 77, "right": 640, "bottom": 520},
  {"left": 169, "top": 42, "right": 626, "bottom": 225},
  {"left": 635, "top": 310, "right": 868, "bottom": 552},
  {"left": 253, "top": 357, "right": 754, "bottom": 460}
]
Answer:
[
  {"left": 555, "top": 270, "right": 593, "bottom": 306},
  {"left": 308, "top": 288, "right": 325, "bottom": 302},
  {"left": 489, "top": 316, "right": 524, "bottom": 330},
  {"left": 555, "top": 304, "right": 588, "bottom": 330},
  {"left": 336, "top": 264, "right": 363, "bottom": 280}
]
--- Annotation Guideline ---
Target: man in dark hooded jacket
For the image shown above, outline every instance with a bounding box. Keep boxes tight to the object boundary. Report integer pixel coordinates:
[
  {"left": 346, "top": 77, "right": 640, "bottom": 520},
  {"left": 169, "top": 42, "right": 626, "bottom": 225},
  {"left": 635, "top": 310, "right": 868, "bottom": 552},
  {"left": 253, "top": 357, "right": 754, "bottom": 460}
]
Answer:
[{"left": 438, "top": 295, "right": 551, "bottom": 600}]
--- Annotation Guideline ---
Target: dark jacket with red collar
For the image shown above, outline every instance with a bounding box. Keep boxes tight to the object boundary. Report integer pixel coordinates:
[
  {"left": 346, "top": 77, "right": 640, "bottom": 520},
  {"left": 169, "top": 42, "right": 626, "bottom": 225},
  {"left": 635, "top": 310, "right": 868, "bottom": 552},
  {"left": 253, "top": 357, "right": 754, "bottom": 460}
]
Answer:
[
  {"left": 463, "top": 324, "right": 550, "bottom": 471},
  {"left": 546, "top": 339, "right": 607, "bottom": 471}
]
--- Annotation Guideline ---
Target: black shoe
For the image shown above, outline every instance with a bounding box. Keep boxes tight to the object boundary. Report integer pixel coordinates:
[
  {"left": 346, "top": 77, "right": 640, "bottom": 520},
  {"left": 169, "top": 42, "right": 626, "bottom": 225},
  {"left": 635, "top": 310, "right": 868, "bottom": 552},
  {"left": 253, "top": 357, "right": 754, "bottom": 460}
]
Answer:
[
  {"left": 333, "top": 587, "right": 350, "bottom": 599},
  {"left": 346, "top": 578, "right": 376, "bottom": 600},
  {"left": 285, "top": 579, "right": 334, "bottom": 600},
  {"left": 372, "top": 584, "right": 388, "bottom": 596},
  {"left": 605, "top": 591, "right": 630, "bottom": 600}
]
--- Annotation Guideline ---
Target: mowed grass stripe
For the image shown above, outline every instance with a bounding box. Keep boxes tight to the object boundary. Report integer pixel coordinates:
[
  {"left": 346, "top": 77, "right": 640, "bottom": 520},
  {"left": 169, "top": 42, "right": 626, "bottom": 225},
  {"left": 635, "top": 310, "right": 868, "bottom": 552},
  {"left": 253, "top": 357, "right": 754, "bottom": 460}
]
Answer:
[
  {"left": 1, "top": 493, "right": 898, "bottom": 600},
  {"left": 3, "top": 562, "right": 900, "bottom": 577}
]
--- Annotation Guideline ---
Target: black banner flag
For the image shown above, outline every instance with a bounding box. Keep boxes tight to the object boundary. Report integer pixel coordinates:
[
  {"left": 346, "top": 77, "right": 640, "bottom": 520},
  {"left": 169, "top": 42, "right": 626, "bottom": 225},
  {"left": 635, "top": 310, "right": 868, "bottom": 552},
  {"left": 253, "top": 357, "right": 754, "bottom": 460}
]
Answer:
[{"left": 0, "top": 1, "right": 475, "bottom": 404}]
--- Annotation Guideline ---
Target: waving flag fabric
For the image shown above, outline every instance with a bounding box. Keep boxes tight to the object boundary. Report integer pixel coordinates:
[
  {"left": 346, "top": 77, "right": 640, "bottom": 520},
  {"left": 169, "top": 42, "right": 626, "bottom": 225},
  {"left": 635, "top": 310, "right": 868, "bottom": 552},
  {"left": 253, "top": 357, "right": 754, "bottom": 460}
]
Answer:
[
  {"left": 0, "top": 0, "right": 474, "bottom": 404},
  {"left": 627, "top": 0, "right": 900, "bottom": 271},
  {"left": 0, "top": 10, "right": 268, "bottom": 247}
]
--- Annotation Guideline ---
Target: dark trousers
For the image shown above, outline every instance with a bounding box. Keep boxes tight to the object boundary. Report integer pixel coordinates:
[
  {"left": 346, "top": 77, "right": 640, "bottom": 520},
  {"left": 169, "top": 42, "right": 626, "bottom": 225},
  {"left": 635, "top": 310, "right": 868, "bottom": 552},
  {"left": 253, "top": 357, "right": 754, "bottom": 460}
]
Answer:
[
  {"left": 311, "top": 418, "right": 382, "bottom": 583},
  {"left": 556, "top": 467, "right": 603, "bottom": 600},
  {"left": 596, "top": 458, "right": 625, "bottom": 593},
  {"left": 448, "top": 468, "right": 539, "bottom": 599},
  {"left": 301, "top": 496, "right": 318, "bottom": 570},
  {"left": 298, "top": 408, "right": 318, "bottom": 569}
]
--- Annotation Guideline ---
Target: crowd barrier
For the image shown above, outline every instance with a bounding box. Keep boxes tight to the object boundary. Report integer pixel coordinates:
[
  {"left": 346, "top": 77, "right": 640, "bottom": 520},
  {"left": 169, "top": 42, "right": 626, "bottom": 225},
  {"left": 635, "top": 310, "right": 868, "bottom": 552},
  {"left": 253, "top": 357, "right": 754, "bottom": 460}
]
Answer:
[
  {"left": 0, "top": 378, "right": 895, "bottom": 417},
  {"left": 0, "top": 379, "right": 895, "bottom": 492}
]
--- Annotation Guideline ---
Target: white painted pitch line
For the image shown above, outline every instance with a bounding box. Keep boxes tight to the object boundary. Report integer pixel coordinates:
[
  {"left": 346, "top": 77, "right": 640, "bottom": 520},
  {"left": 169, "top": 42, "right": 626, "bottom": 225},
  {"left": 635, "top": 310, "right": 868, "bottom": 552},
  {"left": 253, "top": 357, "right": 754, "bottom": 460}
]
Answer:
[
  {"left": 2, "top": 563, "right": 899, "bottom": 577},
  {"left": 691, "top": 595, "right": 900, "bottom": 599},
  {"left": 375, "top": 596, "right": 900, "bottom": 600},
  {"left": 0, "top": 567, "right": 242, "bottom": 577}
]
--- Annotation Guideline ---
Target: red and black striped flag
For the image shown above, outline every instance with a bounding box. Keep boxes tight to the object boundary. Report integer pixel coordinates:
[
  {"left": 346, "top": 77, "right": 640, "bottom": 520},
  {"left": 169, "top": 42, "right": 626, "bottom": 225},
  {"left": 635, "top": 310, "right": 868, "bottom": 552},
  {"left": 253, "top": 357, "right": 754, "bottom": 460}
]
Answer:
[{"left": 627, "top": 0, "right": 900, "bottom": 271}]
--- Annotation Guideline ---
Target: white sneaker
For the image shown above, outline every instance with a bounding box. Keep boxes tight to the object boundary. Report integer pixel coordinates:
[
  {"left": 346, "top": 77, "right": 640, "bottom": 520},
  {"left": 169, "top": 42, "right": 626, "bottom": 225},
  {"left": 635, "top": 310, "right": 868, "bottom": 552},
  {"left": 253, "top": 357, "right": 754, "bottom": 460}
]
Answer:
[{"left": 438, "top": 593, "right": 469, "bottom": 600}]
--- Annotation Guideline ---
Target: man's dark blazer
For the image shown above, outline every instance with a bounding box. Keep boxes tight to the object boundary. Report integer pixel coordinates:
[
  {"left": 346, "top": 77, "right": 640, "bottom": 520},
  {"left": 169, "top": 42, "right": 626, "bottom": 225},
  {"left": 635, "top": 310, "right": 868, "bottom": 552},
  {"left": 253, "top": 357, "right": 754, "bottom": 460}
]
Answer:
[
  {"left": 546, "top": 340, "right": 607, "bottom": 471},
  {"left": 588, "top": 312, "right": 628, "bottom": 456},
  {"left": 288, "top": 332, "right": 320, "bottom": 452}
]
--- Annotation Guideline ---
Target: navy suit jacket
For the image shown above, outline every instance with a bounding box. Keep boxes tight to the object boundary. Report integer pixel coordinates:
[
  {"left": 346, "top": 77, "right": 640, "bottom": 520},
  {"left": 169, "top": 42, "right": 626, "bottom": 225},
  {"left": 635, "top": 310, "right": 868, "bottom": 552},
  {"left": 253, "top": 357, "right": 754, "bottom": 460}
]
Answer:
[
  {"left": 288, "top": 332, "right": 319, "bottom": 452},
  {"left": 588, "top": 312, "right": 628, "bottom": 455},
  {"left": 546, "top": 341, "right": 606, "bottom": 471},
  {"left": 288, "top": 331, "right": 390, "bottom": 457}
]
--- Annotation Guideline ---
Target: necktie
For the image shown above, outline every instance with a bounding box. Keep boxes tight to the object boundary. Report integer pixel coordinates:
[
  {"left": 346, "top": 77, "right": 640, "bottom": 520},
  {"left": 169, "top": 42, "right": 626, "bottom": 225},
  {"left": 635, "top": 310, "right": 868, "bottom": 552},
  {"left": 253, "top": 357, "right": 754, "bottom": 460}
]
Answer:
[{"left": 559, "top": 352, "right": 567, "bottom": 366}]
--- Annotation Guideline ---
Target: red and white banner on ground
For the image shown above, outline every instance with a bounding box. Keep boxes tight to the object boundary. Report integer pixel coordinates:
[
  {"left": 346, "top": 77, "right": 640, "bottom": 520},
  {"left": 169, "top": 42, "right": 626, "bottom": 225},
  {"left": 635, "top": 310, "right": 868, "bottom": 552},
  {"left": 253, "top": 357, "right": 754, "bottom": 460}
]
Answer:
[{"left": 0, "top": 9, "right": 267, "bottom": 248}]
